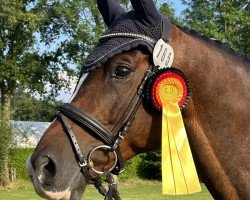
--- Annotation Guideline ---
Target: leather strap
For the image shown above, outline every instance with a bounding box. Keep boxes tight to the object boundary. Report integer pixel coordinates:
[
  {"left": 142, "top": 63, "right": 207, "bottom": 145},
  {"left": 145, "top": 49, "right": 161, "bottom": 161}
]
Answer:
[
  {"left": 104, "top": 171, "right": 122, "bottom": 200},
  {"left": 110, "top": 67, "right": 154, "bottom": 174},
  {"left": 57, "top": 113, "right": 90, "bottom": 180},
  {"left": 59, "top": 103, "right": 112, "bottom": 145},
  {"left": 91, "top": 178, "right": 108, "bottom": 196},
  {"left": 161, "top": 16, "right": 172, "bottom": 42},
  {"left": 111, "top": 68, "right": 153, "bottom": 137},
  {"left": 58, "top": 104, "right": 124, "bottom": 175}
]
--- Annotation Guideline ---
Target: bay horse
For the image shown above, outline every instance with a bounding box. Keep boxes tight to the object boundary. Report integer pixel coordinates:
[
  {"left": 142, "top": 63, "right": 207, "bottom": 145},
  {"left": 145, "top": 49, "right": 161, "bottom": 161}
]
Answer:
[{"left": 27, "top": 0, "right": 249, "bottom": 199}]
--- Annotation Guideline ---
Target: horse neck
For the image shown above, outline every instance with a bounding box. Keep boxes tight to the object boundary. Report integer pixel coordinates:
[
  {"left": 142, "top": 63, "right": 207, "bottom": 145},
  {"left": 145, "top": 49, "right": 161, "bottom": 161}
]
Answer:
[{"left": 169, "top": 26, "right": 249, "bottom": 199}]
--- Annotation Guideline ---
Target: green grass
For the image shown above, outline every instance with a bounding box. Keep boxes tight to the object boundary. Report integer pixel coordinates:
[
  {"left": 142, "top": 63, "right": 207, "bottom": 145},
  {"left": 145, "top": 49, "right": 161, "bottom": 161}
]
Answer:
[{"left": 0, "top": 179, "right": 212, "bottom": 200}]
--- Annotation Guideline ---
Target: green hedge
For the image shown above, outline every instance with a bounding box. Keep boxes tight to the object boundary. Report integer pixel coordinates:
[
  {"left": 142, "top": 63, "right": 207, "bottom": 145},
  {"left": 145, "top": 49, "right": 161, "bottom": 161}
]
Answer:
[
  {"left": 138, "top": 151, "right": 161, "bottom": 180},
  {"left": 8, "top": 148, "right": 161, "bottom": 181},
  {"left": 119, "top": 155, "right": 142, "bottom": 181},
  {"left": 8, "top": 148, "right": 141, "bottom": 181},
  {"left": 9, "top": 148, "right": 34, "bottom": 180},
  {"left": 119, "top": 151, "right": 162, "bottom": 181}
]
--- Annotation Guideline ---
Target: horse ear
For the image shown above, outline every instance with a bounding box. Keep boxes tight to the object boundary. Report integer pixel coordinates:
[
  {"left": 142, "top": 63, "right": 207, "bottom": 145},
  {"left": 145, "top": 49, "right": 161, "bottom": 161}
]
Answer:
[
  {"left": 97, "top": 0, "right": 126, "bottom": 26},
  {"left": 131, "top": 0, "right": 162, "bottom": 26}
]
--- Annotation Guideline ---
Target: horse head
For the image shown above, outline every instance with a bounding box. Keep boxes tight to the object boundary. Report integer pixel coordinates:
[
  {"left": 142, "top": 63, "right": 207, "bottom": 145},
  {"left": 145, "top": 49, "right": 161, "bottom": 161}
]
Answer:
[
  {"left": 27, "top": 0, "right": 250, "bottom": 199},
  {"left": 28, "top": 0, "right": 165, "bottom": 199}
]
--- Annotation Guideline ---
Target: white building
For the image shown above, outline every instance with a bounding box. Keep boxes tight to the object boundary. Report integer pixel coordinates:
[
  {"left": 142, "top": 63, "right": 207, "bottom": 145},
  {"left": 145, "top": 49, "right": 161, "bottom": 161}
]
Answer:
[{"left": 11, "top": 121, "right": 51, "bottom": 148}]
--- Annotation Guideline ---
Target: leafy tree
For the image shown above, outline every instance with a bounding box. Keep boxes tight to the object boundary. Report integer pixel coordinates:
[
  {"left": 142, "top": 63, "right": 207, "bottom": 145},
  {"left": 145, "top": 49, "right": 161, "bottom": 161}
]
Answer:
[
  {"left": 0, "top": 0, "right": 104, "bottom": 186},
  {"left": 181, "top": 0, "right": 250, "bottom": 55},
  {"left": 11, "top": 89, "right": 62, "bottom": 122},
  {"left": 159, "top": 2, "right": 175, "bottom": 22}
]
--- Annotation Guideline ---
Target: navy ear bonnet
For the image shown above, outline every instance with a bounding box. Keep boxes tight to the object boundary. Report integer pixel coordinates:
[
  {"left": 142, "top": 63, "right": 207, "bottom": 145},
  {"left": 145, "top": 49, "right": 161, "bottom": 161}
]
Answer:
[{"left": 83, "top": 0, "right": 172, "bottom": 72}]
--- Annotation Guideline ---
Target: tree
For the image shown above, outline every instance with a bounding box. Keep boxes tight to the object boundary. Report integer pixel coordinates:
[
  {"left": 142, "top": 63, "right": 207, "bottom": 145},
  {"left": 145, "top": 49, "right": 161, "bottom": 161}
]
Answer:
[
  {"left": 159, "top": 2, "right": 175, "bottom": 22},
  {"left": 11, "top": 89, "right": 62, "bottom": 122},
  {"left": 181, "top": 0, "right": 250, "bottom": 55},
  {"left": 0, "top": 122, "right": 12, "bottom": 186},
  {"left": 0, "top": 0, "right": 104, "bottom": 186}
]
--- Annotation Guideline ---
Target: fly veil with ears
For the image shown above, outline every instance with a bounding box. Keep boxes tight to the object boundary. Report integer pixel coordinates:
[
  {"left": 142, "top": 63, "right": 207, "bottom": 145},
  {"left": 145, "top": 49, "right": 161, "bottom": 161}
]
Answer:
[
  {"left": 84, "top": 0, "right": 172, "bottom": 72},
  {"left": 84, "top": 0, "right": 178, "bottom": 110}
]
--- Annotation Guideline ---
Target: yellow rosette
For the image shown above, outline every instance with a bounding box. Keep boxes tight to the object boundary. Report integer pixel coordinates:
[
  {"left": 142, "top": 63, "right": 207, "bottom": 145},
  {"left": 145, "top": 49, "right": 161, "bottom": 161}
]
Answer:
[{"left": 150, "top": 68, "right": 201, "bottom": 195}]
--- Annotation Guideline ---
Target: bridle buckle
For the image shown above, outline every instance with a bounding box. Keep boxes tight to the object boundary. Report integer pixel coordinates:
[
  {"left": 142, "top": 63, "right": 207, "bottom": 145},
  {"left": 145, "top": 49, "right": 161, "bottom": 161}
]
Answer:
[
  {"left": 118, "top": 132, "right": 125, "bottom": 139},
  {"left": 78, "top": 158, "right": 88, "bottom": 167}
]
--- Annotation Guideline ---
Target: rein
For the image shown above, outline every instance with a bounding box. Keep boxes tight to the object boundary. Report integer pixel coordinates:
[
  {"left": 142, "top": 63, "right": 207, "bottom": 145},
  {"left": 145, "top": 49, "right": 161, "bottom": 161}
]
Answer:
[{"left": 57, "top": 66, "right": 153, "bottom": 200}]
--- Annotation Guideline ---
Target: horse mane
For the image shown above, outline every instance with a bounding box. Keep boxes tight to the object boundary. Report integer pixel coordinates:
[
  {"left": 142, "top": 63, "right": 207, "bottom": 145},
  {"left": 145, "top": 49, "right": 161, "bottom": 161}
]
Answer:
[{"left": 177, "top": 25, "right": 250, "bottom": 63}]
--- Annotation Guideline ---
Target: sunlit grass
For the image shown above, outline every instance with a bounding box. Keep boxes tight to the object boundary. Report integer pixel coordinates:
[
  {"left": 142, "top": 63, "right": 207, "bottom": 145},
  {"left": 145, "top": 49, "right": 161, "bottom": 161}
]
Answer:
[{"left": 0, "top": 179, "right": 212, "bottom": 200}]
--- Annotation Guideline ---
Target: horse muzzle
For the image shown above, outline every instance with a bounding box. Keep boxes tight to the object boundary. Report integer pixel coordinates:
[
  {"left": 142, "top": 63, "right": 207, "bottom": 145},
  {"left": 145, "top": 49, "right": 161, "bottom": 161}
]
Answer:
[{"left": 27, "top": 156, "right": 86, "bottom": 200}]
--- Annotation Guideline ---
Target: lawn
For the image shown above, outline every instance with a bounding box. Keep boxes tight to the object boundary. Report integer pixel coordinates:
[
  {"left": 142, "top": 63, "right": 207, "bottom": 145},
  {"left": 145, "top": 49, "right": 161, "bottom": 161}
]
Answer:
[{"left": 0, "top": 179, "right": 212, "bottom": 200}]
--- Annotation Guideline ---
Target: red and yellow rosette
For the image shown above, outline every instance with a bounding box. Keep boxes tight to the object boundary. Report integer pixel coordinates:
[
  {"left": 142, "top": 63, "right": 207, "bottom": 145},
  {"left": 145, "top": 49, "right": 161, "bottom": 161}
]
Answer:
[{"left": 148, "top": 68, "right": 201, "bottom": 195}]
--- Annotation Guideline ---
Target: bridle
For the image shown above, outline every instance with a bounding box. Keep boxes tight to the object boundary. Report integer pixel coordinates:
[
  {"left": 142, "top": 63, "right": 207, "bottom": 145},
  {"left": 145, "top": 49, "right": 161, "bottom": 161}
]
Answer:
[
  {"left": 56, "top": 18, "right": 171, "bottom": 200},
  {"left": 57, "top": 65, "right": 154, "bottom": 199}
]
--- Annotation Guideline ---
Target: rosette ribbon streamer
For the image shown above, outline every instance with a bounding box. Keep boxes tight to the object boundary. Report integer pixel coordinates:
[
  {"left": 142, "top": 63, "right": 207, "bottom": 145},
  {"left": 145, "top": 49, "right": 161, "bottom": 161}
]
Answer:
[{"left": 151, "top": 69, "right": 201, "bottom": 195}]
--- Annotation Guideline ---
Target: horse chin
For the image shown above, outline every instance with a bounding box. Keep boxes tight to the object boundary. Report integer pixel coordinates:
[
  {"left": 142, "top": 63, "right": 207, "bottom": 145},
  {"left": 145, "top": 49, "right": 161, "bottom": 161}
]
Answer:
[
  {"left": 32, "top": 171, "right": 87, "bottom": 200},
  {"left": 27, "top": 157, "right": 87, "bottom": 200}
]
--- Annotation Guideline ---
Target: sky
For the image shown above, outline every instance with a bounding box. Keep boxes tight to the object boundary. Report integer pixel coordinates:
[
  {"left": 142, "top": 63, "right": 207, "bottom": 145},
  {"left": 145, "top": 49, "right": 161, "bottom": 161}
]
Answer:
[
  {"left": 160, "top": 0, "right": 186, "bottom": 17},
  {"left": 56, "top": 0, "right": 186, "bottom": 102}
]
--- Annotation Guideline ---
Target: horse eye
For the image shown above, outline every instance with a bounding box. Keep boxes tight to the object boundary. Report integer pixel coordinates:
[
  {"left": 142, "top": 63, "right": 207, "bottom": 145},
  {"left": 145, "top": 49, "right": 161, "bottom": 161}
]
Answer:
[{"left": 113, "top": 65, "right": 132, "bottom": 78}]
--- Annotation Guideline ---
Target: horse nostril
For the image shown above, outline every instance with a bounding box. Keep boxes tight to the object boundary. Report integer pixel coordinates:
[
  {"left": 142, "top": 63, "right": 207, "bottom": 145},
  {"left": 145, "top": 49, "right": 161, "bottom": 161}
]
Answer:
[{"left": 34, "top": 156, "right": 57, "bottom": 186}]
